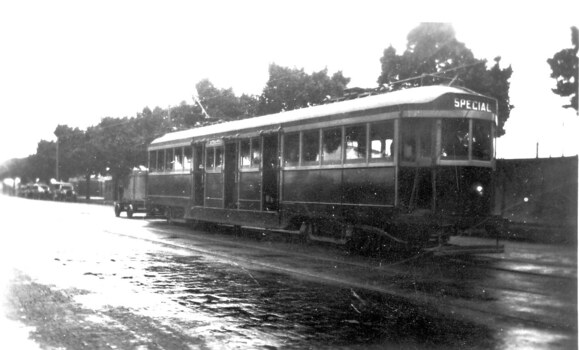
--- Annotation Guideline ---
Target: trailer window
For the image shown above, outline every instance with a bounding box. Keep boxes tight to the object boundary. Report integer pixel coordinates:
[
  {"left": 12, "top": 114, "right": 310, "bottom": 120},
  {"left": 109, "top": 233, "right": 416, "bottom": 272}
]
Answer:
[
  {"left": 441, "top": 119, "right": 469, "bottom": 160},
  {"left": 345, "top": 125, "right": 366, "bottom": 163},
  {"left": 302, "top": 130, "right": 320, "bottom": 166},
  {"left": 283, "top": 133, "right": 300, "bottom": 167},
  {"left": 472, "top": 119, "right": 492, "bottom": 160},
  {"left": 370, "top": 121, "right": 394, "bottom": 161},
  {"left": 184, "top": 146, "right": 192, "bottom": 171},
  {"left": 322, "top": 128, "right": 342, "bottom": 165}
]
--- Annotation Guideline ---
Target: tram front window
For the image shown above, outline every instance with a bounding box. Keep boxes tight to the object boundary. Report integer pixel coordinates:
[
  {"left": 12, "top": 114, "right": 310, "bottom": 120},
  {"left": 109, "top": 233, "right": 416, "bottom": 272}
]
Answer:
[
  {"left": 472, "top": 120, "right": 492, "bottom": 160},
  {"left": 400, "top": 119, "right": 433, "bottom": 162},
  {"left": 441, "top": 119, "right": 469, "bottom": 160}
]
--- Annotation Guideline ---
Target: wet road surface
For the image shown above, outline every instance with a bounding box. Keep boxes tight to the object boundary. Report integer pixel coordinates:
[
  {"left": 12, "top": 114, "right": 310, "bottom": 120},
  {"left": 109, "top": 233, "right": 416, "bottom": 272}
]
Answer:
[{"left": 0, "top": 196, "right": 576, "bottom": 349}]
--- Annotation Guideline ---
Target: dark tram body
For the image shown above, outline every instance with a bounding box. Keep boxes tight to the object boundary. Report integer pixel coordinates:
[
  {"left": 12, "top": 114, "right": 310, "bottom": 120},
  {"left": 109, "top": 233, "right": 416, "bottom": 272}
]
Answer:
[{"left": 144, "top": 85, "right": 503, "bottom": 252}]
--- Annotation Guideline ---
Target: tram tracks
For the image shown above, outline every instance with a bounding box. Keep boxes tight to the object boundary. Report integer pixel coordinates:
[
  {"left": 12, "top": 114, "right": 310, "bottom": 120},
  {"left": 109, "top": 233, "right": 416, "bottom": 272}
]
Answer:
[{"left": 102, "top": 221, "right": 577, "bottom": 333}]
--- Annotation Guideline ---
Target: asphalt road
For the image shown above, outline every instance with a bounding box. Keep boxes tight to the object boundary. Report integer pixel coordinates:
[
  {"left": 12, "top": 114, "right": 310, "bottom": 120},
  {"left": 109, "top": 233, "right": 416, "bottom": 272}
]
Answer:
[{"left": 0, "top": 195, "right": 576, "bottom": 349}]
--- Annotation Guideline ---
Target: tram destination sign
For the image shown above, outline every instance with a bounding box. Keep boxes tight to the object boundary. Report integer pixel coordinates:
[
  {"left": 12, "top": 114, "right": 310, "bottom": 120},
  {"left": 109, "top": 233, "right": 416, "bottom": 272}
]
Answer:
[{"left": 433, "top": 93, "right": 496, "bottom": 114}]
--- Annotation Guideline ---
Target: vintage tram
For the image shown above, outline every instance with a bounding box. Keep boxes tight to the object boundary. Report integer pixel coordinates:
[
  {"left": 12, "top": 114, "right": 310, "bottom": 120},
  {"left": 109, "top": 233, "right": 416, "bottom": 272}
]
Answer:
[{"left": 141, "top": 85, "right": 503, "bottom": 253}]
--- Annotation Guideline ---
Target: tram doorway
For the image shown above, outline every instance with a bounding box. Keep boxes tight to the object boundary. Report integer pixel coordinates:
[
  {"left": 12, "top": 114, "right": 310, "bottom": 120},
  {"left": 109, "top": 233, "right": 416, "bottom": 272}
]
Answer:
[
  {"left": 224, "top": 142, "right": 239, "bottom": 209},
  {"left": 262, "top": 134, "right": 279, "bottom": 211},
  {"left": 192, "top": 145, "right": 204, "bottom": 206}
]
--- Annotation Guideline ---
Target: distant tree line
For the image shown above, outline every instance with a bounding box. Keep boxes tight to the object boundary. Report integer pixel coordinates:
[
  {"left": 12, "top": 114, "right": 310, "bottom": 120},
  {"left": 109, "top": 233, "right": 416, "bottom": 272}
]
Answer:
[{"left": 14, "top": 23, "right": 575, "bottom": 197}]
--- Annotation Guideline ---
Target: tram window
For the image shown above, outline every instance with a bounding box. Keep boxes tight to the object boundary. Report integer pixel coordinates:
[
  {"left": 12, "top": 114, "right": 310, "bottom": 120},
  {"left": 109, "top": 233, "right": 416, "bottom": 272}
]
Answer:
[
  {"left": 322, "top": 128, "right": 342, "bottom": 165},
  {"left": 370, "top": 121, "right": 394, "bottom": 161},
  {"left": 215, "top": 147, "right": 223, "bottom": 169},
  {"left": 441, "top": 119, "right": 469, "bottom": 160},
  {"left": 283, "top": 133, "right": 300, "bottom": 167},
  {"left": 158, "top": 150, "right": 165, "bottom": 172},
  {"left": 174, "top": 147, "right": 183, "bottom": 171},
  {"left": 206, "top": 148, "right": 215, "bottom": 170},
  {"left": 240, "top": 139, "right": 251, "bottom": 168},
  {"left": 240, "top": 138, "right": 261, "bottom": 169},
  {"left": 400, "top": 120, "right": 433, "bottom": 161},
  {"left": 472, "top": 120, "right": 492, "bottom": 160},
  {"left": 418, "top": 122, "right": 432, "bottom": 158},
  {"left": 184, "top": 146, "right": 192, "bottom": 171},
  {"left": 345, "top": 125, "right": 366, "bottom": 163},
  {"left": 149, "top": 151, "right": 157, "bottom": 171},
  {"left": 165, "top": 148, "right": 174, "bottom": 171},
  {"left": 252, "top": 138, "right": 261, "bottom": 168},
  {"left": 302, "top": 130, "right": 320, "bottom": 166}
]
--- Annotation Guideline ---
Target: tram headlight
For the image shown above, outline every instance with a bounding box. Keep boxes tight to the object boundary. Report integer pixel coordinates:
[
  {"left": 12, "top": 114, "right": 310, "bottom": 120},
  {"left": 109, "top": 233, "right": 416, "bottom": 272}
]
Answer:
[{"left": 472, "top": 183, "right": 484, "bottom": 196}]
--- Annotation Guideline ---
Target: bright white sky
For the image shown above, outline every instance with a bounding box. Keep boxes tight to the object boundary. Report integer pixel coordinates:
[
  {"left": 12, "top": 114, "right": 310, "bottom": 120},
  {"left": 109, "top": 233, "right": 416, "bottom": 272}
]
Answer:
[{"left": 0, "top": 0, "right": 577, "bottom": 164}]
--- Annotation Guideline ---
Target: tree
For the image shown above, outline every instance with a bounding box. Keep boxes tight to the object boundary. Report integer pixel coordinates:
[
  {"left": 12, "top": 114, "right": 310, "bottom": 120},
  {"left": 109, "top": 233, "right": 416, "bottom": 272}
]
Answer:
[
  {"left": 377, "top": 23, "right": 513, "bottom": 136},
  {"left": 90, "top": 116, "right": 147, "bottom": 200},
  {"left": 547, "top": 26, "right": 578, "bottom": 113},
  {"left": 257, "top": 64, "right": 350, "bottom": 116}
]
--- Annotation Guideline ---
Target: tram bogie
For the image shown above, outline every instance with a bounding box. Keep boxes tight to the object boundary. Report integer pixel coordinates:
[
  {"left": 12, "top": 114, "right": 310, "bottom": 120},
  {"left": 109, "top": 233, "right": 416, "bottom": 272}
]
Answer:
[{"left": 134, "top": 85, "right": 504, "bottom": 254}]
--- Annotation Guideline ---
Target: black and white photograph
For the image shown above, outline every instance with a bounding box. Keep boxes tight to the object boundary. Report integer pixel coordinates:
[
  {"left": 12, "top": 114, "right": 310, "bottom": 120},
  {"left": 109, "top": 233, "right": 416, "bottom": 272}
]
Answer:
[{"left": 0, "top": 1, "right": 577, "bottom": 349}]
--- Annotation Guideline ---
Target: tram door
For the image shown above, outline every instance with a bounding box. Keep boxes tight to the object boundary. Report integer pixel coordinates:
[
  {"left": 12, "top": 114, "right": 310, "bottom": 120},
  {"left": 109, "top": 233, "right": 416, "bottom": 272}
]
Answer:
[
  {"left": 262, "top": 134, "right": 279, "bottom": 211},
  {"left": 192, "top": 144, "right": 204, "bottom": 206},
  {"left": 224, "top": 142, "right": 239, "bottom": 209}
]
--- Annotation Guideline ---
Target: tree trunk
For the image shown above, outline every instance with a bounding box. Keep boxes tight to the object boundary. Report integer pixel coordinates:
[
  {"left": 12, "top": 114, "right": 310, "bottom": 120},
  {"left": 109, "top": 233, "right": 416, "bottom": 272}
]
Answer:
[{"left": 85, "top": 173, "right": 91, "bottom": 200}]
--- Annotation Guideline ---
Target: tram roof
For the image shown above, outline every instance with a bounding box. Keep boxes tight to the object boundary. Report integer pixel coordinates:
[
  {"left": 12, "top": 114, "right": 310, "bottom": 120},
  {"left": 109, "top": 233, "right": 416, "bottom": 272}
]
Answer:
[{"left": 150, "top": 85, "right": 487, "bottom": 148}]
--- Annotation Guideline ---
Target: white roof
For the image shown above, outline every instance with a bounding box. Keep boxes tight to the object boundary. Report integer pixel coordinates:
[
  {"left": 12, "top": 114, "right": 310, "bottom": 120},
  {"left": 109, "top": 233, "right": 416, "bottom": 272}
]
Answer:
[{"left": 150, "top": 85, "right": 481, "bottom": 148}]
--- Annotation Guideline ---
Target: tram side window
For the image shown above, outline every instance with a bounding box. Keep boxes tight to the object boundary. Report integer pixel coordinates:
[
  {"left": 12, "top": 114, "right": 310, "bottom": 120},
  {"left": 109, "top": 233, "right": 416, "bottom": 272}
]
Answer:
[
  {"left": 322, "top": 128, "right": 342, "bottom": 165},
  {"left": 283, "top": 133, "right": 300, "bottom": 167},
  {"left": 240, "top": 138, "right": 262, "bottom": 169},
  {"left": 370, "top": 121, "right": 394, "bottom": 162},
  {"left": 149, "top": 151, "right": 157, "bottom": 172},
  {"left": 400, "top": 120, "right": 433, "bottom": 161},
  {"left": 252, "top": 138, "right": 261, "bottom": 168},
  {"left": 206, "top": 148, "right": 215, "bottom": 170},
  {"left": 302, "top": 130, "right": 320, "bottom": 166},
  {"left": 206, "top": 146, "right": 223, "bottom": 172},
  {"left": 240, "top": 139, "right": 251, "bottom": 168},
  {"left": 472, "top": 120, "right": 492, "bottom": 160},
  {"left": 183, "top": 146, "right": 192, "bottom": 171},
  {"left": 173, "top": 147, "right": 183, "bottom": 172},
  {"left": 165, "top": 148, "right": 174, "bottom": 171},
  {"left": 345, "top": 125, "right": 366, "bottom": 163},
  {"left": 157, "top": 150, "right": 165, "bottom": 172},
  {"left": 441, "top": 119, "right": 469, "bottom": 160}
]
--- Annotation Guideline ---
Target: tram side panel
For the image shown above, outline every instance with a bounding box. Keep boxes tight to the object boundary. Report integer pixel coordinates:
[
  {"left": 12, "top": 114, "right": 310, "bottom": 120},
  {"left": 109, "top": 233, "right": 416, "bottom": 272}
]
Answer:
[
  {"left": 341, "top": 167, "right": 396, "bottom": 225},
  {"left": 280, "top": 166, "right": 396, "bottom": 231}
]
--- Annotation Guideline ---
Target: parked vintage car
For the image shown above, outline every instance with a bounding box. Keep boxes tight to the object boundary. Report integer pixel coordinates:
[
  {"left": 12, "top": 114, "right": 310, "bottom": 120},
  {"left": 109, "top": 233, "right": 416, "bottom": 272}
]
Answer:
[
  {"left": 51, "top": 182, "right": 77, "bottom": 201},
  {"left": 29, "top": 183, "right": 52, "bottom": 200}
]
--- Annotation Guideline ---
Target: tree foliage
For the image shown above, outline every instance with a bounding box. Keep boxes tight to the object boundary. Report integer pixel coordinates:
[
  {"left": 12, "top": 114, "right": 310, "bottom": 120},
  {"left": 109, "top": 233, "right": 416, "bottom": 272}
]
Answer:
[
  {"left": 257, "top": 64, "right": 350, "bottom": 115},
  {"left": 378, "top": 23, "right": 513, "bottom": 136},
  {"left": 547, "top": 26, "right": 578, "bottom": 113}
]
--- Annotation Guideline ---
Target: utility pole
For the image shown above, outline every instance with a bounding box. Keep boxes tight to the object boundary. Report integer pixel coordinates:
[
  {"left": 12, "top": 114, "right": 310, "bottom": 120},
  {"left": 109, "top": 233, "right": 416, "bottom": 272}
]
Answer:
[{"left": 56, "top": 137, "right": 60, "bottom": 181}]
